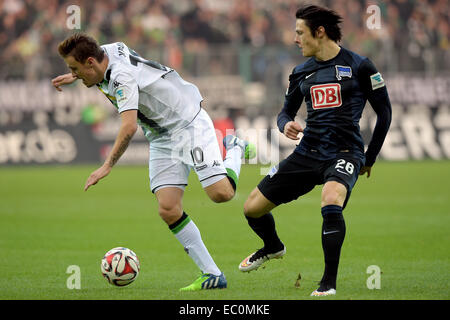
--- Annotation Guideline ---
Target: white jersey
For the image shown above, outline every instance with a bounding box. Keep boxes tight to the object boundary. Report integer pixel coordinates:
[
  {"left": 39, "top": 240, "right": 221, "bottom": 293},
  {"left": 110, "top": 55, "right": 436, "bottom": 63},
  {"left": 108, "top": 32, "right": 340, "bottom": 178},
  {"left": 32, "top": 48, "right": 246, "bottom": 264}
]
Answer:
[{"left": 97, "top": 42, "right": 203, "bottom": 142}]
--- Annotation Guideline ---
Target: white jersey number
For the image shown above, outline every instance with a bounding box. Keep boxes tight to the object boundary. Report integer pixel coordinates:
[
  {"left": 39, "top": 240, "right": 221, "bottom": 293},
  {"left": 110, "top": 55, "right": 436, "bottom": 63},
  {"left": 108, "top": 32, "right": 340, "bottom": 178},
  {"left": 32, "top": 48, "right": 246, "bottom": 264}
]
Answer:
[
  {"left": 128, "top": 48, "right": 168, "bottom": 72},
  {"left": 335, "top": 159, "right": 354, "bottom": 174}
]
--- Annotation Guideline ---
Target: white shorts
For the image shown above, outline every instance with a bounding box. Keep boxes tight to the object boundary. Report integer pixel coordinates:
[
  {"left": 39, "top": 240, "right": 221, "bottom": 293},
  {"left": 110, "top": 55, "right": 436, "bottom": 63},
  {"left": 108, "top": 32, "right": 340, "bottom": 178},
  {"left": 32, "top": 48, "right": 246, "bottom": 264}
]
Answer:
[{"left": 149, "top": 108, "right": 227, "bottom": 193}]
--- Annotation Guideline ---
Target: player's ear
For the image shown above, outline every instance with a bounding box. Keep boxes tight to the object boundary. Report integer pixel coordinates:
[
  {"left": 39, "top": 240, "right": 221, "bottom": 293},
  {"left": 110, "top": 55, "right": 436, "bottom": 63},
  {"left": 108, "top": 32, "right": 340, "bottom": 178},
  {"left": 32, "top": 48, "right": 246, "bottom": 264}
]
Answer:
[
  {"left": 86, "top": 57, "right": 95, "bottom": 67},
  {"left": 316, "top": 26, "right": 326, "bottom": 38}
]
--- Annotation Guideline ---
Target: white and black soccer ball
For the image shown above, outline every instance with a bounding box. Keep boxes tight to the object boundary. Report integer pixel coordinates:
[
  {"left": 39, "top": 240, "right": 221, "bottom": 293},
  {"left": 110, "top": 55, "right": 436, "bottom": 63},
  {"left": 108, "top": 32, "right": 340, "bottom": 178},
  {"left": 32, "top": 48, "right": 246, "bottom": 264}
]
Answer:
[{"left": 101, "top": 247, "right": 140, "bottom": 287}]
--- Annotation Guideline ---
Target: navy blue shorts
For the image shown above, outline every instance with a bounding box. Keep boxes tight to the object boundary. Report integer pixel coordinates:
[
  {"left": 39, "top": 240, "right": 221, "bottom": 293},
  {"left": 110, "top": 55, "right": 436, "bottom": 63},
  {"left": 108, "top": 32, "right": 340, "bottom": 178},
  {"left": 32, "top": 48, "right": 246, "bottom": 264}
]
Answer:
[{"left": 257, "top": 151, "right": 362, "bottom": 208}]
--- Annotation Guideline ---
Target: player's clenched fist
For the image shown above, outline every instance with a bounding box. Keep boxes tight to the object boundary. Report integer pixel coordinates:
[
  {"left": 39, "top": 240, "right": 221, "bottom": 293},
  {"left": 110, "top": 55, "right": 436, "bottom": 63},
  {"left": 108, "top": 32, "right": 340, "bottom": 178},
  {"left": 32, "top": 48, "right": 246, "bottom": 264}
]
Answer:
[
  {"left": 283, "top": 121, "right": 303, "bottom": 140},
  {"left": 52, "top": 73, "right": 77, "bottom": 91}
]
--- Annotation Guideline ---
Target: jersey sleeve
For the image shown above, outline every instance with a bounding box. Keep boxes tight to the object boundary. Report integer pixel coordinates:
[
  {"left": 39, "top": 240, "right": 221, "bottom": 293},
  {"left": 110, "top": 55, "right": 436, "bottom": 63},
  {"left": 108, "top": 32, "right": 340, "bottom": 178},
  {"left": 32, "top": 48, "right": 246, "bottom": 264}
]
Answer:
[
  {"left": 111, "top": 72, "right": 139, "bottom": 114},
  {"left": 277, "top": 70, "right": 304, "bottom": 133},
  {"left": 358, "top": 58, "right": 392, "bottom": 167}
]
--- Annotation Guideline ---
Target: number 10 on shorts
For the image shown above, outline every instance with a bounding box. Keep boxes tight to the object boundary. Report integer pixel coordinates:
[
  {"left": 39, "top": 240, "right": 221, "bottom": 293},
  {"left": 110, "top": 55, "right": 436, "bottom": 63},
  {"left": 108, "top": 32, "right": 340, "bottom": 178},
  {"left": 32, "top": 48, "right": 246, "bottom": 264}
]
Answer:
[{"left": 335, "top": 159, "right": 354, "bottom": 175}]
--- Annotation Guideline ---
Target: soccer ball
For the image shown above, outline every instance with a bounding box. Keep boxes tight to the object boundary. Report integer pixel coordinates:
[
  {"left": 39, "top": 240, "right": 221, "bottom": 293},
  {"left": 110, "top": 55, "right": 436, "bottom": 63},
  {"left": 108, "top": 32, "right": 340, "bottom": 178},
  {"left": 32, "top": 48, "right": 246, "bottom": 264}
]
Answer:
[{"left": 101, "top": 247, "right": 140, "bottom": 287}]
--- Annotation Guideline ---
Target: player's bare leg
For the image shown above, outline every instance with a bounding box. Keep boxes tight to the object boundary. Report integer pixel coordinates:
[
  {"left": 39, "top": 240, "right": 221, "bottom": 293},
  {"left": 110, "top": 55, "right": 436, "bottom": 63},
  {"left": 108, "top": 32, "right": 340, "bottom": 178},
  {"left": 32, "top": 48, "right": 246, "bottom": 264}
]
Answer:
[
  {"left": 239, "top": 188, "right": 286, "bottom": 272},
  {"left": 204, "top": 177, "right": 235, "bottom": 203},
  {"left": 202, "top": 135, "right": 256, "bottom": 203},
  {"left": 311, "top": 181, "right": 347, "bottom": 296},
  {"left": 321, "top": 181, "right": 347, "bottom": 207},
  {"left": 155, "top": 187, "right": 225, "bottom": 290},
  {"left": 244, "top": 187, "right": 277, "bottom": 218},
  {"left": 155, "top": 187, "right": 184, "bottom": 225}
]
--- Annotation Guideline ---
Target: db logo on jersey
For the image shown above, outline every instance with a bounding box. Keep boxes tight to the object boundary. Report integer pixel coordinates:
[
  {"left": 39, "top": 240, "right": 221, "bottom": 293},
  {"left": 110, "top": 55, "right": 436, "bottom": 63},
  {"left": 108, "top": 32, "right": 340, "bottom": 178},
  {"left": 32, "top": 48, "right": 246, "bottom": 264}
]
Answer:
[{"left": 310, "top": 83, "right": 342, "bottom": 109}]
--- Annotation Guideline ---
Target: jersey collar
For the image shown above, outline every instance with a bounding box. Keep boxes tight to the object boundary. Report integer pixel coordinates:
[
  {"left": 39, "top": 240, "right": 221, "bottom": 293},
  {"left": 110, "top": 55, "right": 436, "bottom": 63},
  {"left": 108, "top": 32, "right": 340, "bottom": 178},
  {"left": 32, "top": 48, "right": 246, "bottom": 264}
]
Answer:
[
  {"left": 102, "top": 47, "right": 112, "bottom": 82},
  {"left": 314, "top": 46, "right": 343, "bottom": 65}
]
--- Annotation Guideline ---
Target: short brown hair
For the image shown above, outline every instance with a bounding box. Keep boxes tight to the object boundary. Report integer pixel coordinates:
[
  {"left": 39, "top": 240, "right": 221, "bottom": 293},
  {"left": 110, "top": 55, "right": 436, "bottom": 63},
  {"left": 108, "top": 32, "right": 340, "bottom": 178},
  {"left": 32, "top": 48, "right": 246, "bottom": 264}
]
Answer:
[{"left": 58, "top": 33, "right": 104, "bottom": 63}]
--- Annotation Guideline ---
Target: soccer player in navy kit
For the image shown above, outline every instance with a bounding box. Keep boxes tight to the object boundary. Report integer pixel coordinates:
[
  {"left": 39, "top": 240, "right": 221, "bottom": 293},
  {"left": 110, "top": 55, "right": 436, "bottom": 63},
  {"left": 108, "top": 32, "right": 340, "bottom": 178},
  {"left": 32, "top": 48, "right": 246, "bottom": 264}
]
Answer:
[{"left": 238, "top": 5, "right": 392, "bottom": 296}]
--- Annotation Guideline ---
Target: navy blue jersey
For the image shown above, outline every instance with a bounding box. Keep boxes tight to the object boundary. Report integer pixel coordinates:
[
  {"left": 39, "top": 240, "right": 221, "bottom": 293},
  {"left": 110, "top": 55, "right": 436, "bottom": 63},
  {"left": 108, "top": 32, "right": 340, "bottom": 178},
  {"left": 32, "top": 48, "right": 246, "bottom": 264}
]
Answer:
[{"left": 277, "top": 47, "right": 392, "bottom": 167}]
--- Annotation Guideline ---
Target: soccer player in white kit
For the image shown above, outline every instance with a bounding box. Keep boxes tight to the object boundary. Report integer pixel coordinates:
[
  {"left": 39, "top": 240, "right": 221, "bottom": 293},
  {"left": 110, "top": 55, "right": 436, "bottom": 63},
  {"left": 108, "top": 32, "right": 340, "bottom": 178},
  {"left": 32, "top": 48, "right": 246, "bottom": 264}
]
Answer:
[{"left": 52, "top": 33, "right": 255, "bottom": 291}]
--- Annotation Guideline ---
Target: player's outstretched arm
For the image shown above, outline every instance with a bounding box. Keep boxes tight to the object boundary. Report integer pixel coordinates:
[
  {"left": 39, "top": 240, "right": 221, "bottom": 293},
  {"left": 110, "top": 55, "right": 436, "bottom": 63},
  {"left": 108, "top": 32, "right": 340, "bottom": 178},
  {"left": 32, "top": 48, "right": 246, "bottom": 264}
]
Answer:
[
  {"left": 51, "top": 73, "right": 78, "bottom": 91},
  {"left": 84, "top": 110, "right": 138, "bottom": 191}
]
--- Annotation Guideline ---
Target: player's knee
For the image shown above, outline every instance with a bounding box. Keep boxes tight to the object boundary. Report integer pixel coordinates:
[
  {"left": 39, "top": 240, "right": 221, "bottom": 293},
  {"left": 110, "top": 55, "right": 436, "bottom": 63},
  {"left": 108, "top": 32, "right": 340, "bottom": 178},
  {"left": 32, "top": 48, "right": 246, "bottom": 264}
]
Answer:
[
  {"left": 243, "top": 191, "right": 263, "bottom": 218},
  {"left": 321, "top": 190, "right": 344, "bottom": 207},
  {"left": 158, "top": 202, "right": 182, "bottom": 224},
  {"left": 322, "top": 182, "right": 347, "bottom": 207},
  {"left": 243, "top": 198, "right": 254, "bottom": 216},
  {"left": 209, "top": 187, "right": 235, "bottom": 203}
]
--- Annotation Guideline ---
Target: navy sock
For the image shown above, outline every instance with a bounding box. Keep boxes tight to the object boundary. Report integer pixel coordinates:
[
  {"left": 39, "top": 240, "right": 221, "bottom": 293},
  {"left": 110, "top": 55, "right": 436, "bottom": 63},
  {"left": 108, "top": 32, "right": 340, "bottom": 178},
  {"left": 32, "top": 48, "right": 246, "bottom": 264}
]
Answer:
[
  {"left": 246, "top": 212, "right": 284, "bottom": 252},
  {"left": 320, "top": 205, "right": 346, "bottom": 289}
]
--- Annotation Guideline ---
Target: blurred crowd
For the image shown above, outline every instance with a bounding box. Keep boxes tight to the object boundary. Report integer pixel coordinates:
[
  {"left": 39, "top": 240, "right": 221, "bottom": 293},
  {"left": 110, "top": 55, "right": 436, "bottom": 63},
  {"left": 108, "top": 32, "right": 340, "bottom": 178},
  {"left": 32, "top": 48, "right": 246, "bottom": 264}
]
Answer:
[{"left": 0, "top": 0, "right": 449, "bottom": 80}]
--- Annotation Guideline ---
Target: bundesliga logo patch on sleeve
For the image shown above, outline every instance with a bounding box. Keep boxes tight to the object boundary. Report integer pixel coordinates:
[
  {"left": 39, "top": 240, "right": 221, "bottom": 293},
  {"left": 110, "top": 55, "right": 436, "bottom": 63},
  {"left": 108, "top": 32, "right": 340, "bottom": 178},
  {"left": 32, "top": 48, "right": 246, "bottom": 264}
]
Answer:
[
  {"left": 370, "top": 72, "right": 385, "bottom": 90},
  {"left": 115, "top": 86, "right": 129, "bottom": 109}
]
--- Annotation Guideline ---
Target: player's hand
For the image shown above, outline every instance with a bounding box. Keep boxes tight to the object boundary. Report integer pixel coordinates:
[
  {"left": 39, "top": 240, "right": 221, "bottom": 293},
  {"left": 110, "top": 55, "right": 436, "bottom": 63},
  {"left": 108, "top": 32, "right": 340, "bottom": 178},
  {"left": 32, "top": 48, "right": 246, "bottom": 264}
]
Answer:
[
  {"left": 283, "top": 121, "right": 303, "bottom": 140},
  {"left": 359, "top": 166, "right": 372, "bottom": 178},
  {"left": 51, "top": 73, "right": 77, "bottom": 91},
  {"left": 84, "top": 164, "right": 112, "bottom": 191}
]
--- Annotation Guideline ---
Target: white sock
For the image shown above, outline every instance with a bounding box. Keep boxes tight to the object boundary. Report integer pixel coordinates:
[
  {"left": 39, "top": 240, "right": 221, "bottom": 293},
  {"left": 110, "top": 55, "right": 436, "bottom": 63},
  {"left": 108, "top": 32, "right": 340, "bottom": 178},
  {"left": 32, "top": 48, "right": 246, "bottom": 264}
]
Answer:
[
  {"left": 171, "top": 214, "right": 221, "bottom": 276},
  {"left": 223, "top": 146, "right": 242, "bottom": 187}
]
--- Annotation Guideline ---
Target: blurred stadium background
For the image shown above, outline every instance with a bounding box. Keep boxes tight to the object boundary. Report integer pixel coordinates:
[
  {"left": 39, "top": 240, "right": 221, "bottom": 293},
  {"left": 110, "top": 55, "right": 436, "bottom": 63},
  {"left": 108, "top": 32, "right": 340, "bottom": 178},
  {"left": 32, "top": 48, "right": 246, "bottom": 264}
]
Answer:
[{"left": 0, "top": 0, "right": 449, "bottom": 165}]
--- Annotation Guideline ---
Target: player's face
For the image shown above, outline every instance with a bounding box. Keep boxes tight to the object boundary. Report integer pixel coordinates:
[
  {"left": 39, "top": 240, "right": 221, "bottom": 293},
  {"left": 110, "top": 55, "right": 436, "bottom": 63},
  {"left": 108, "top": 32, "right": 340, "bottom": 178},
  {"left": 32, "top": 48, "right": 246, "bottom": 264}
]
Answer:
[
  {"left": 64, "top": 55, "right": 102, "bottom": 88},
  {"left": 295, "top": 19, "right": 320, "bottom": 57}
]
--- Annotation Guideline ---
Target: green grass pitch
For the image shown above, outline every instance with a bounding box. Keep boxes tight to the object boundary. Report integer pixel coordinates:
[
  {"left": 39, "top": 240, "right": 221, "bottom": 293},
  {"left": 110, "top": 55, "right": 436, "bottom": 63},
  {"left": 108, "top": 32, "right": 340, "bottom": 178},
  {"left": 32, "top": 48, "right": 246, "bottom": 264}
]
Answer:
[{"left": 0, "top": 161, "right": 449, "bottom": 300}]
